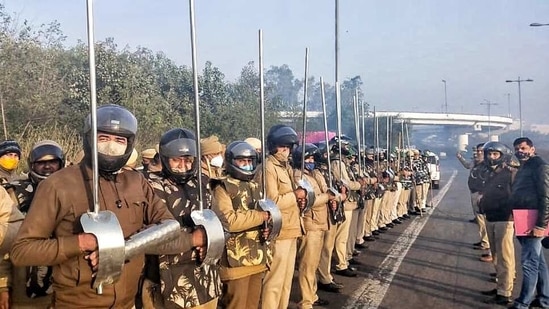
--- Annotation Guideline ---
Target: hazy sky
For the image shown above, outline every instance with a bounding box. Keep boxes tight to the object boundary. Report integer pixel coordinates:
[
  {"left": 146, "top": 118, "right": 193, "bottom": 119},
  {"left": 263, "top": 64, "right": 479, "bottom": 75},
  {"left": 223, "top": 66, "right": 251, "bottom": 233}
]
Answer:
[{"left": 3, "top": 0, "right": 549, "bottom": 124}]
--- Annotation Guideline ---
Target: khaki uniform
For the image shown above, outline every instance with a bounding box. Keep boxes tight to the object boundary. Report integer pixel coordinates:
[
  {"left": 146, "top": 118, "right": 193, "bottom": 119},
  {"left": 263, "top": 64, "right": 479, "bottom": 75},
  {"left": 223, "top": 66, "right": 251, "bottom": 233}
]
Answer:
[
  {"left": 256, "top": 154, "right": 302, "bottom": 309},
  {"left": 211, "top": 176, "right": 270, "bottom": 309},
  {"left": 10, "top": 164, "right": 175, "bottom": 309},
  {"left": 294, "top": 169, "right": 330, "bottom": 309}
]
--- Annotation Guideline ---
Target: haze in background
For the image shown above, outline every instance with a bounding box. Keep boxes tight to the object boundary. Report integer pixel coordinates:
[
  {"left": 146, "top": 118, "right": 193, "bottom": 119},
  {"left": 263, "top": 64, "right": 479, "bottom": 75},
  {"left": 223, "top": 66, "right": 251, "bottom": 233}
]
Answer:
[{"left": 4, "top": 0, "right": 549, "bottom": 124}]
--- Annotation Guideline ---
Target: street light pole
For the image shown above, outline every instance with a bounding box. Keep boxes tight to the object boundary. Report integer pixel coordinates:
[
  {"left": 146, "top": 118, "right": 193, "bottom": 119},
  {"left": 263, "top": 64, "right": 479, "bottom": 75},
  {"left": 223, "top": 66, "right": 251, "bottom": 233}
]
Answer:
[
  {"left": 442, "top": 79, "right": 448, "bottom": 114},
  {"left": 506, "top": 77, "right": 533, "bottom": 136},
  {"left": 530, "top": 23, "right": 549, "bottom": 27},
  {"left": 480, "top": 100, "right": 498, "bottom": 138},
  {"left": 506, "top": 93, "right": 511, "bottom": 118}
]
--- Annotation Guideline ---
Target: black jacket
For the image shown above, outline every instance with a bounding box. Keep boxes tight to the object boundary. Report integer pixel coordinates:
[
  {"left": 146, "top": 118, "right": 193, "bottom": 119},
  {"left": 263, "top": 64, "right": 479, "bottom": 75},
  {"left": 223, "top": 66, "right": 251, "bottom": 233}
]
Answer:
[
  {"left": 511, "top": 156, "right": 549, "bottom": 229},
  {"left": 479, "top": 165, "right": 515, "bottom": 222}
]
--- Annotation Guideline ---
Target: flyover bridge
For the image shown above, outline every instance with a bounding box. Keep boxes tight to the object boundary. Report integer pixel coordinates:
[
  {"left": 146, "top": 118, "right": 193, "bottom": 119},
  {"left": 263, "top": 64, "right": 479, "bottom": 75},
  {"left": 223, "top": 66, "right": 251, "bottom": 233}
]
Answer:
[{"left": 279, "top": 111, "right": 513, "bottom": 131}]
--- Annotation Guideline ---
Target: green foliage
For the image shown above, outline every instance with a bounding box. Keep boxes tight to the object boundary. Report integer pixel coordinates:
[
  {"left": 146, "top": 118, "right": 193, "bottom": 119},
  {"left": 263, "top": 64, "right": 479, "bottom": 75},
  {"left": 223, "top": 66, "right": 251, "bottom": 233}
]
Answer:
[{"left": 0, "top": 6, "right": 368, "bottom": 158}]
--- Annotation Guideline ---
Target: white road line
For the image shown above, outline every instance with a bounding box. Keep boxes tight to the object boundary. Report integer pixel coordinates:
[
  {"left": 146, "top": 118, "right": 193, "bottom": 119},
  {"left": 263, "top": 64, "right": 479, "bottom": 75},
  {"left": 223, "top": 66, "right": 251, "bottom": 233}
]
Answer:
[{"left": 343, "top": 169, "right": 458, "bottom": 309}]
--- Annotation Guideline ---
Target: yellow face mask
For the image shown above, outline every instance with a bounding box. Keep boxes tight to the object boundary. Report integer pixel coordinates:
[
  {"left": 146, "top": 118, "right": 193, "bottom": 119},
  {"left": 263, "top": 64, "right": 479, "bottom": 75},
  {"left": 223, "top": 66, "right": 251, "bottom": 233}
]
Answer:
[{"left": 0, "top": 156, "right": 19, "bottom": 171}]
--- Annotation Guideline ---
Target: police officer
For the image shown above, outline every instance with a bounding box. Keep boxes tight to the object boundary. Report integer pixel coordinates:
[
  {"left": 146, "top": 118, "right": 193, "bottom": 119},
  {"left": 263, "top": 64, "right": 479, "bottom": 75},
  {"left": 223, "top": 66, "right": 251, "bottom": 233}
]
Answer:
[
  {"left": 0, "top": 141, "right": 22, "bottom": 183},
  {"left": 1, "top": 140, "right": 65, "bottom": 309},
  {"left": 142, "top": 128, "right": 221, "bottom": 309},
  {"left": 256, "top": 124, "right": 305, "bottom": 309},
  {"left": 211, "top": 141, "right": 271, "bottom": 309},
  {"left": 11, "top": 104, "right": 177, "bottom": 308},
  {"left": 293, "top": 143, "right": 335, "bottom": 308}
]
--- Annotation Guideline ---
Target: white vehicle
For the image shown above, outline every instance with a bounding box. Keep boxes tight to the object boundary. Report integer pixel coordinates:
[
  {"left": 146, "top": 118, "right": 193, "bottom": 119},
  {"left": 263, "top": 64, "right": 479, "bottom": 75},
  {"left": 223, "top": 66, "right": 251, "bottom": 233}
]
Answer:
[{"left": 425, "top": 152, "right": 441, "bottom": 189}]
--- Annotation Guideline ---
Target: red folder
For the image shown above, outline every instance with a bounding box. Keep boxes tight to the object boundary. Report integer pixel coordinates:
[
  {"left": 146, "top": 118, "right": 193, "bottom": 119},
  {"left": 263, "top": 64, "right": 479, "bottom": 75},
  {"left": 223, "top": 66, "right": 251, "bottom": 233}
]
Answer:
[{"left": 513, "top": 209, "right": 549, "bottom": 236}]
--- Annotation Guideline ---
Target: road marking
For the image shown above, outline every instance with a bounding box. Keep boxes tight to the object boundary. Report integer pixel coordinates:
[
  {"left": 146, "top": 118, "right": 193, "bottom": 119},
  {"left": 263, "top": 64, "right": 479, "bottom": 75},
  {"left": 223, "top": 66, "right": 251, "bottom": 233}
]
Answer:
[{"left": 343, "top": 169, "right": 458, "bottom": 309}]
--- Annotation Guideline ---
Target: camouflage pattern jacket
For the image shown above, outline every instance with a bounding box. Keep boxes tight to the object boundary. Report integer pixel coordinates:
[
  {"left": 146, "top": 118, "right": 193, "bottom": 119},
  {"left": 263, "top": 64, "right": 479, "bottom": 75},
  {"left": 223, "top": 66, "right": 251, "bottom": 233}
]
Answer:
[
  {"left": 211, "top": 176, "right": 270, "bottom": 281},
  {"left": 145, "top": 172, "right": 222, "bottom": 308}
]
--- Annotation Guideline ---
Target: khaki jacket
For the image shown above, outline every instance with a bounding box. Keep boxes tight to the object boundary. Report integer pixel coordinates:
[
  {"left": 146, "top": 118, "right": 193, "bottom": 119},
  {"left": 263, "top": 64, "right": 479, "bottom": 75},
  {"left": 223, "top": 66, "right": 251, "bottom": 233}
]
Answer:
[
  {"left": 10, "top": 163, "right": 174, "bottom": 309},
  {"left": 293, "top": 169, "right": 330, "bottom": 232},
  {"left": 256, "top": 155, "right": 303, "bottom": 240},
  {"left": 331, "top": 160, "right": 362, "bottom": 211},
  {"left": 212, "top": 177, "right": 269, "bottom": 281}
]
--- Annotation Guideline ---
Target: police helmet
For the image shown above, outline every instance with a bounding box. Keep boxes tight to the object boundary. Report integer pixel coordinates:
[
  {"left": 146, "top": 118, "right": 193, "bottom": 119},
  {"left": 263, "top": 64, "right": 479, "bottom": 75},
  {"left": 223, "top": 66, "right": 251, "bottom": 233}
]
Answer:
[
  {"left": 483, "top": 141, "right": 512, "bottom": 166},
  {"left": 28, "top": 140, "right": 65, "bottom": 182},
  {"left": 159, "top": 128, "right": 197, "bottom": 183},
  {"left": 0, "top": 140, "right": 21, "bottom": 158},
  {"left": 329, "top": 136, "right": 352, "bottom": 156},
  {"left": 292, "top": 143, "right": 319, "bottom": 168},
  {"left": 225, "top": 141, "right": 258, "bottom": 181},
  {"left": 83, "top": 104, "right": 137, "bottom": 173},
  {"left": 267, "top": 125, "right": 298, "bottom": 154}
]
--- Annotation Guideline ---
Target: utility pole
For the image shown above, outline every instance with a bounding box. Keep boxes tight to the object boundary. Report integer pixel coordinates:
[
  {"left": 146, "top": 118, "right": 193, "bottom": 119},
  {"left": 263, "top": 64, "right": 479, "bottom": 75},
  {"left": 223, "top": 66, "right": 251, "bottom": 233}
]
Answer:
[
  {"left": 480, "top": 100, "right": 498, "bottom": 138},
  {"left": 442, "top": 80, "right": 448, "bottom": 114},
  {"left": 506, "top": 77, "right": 533, "bottom": 136}
]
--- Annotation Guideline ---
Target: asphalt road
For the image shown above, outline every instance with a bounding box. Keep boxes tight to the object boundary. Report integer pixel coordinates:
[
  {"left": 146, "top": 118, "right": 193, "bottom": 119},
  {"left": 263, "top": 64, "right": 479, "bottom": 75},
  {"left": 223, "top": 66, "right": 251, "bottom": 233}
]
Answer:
[{"left": 286, "top": 157, "right": 540, "bottom": 309}]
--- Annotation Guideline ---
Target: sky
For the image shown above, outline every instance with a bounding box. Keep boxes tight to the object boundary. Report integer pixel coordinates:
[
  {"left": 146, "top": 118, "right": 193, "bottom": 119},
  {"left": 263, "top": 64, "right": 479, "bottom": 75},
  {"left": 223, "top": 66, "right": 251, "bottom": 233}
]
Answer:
[{"left": 3, "top": 0, "right": 549, "bottom": 125}]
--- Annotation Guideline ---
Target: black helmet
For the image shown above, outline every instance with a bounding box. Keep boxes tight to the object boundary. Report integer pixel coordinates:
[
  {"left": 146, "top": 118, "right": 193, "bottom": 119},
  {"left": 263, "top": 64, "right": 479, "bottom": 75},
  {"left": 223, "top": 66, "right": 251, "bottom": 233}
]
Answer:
[
  {"left": 292, "top": 143, "right": 319, "bottom": 168},
  {"left": 329, "top": 135, "right": 352, "bottom": 156},
  {"left": 0, "top": 140, "right": 21, "bottom": 158},
  {"left": 483, "top": 141, "right": 512, "bottom": 166},
  {"left": 267, "top": 124, "right": 298, "bottom": 154},
  {"left": 28, "top": 140, "right": 65, "bottom": 183},
  {"left": 83, "top": 104, "right": 138, "bottom": 173},
  {"left": 159, "top": 128, "right": 197, "bottom": 183},
  {"left": 225, "top": 141, "right": 258, "bottom": 181}
]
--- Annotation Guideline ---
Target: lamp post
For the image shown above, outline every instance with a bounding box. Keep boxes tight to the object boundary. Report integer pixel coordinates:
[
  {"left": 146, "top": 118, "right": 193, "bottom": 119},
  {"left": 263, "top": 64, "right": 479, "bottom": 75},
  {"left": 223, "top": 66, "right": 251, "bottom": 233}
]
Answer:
[
  {"left": 480, "top": 100, "right": 498, "bottom": 138},
  {"left": 442, "top": 79, "right": 448, "bottom": 113},
  {"left": 530, "top": 23, "right": 549, "bottom": 27},
  {"left": 505, "top": 93, "right": 511, "bottom": 118},
  {"left": 505, "top": 77, "right": 533, "bottom": 136}
]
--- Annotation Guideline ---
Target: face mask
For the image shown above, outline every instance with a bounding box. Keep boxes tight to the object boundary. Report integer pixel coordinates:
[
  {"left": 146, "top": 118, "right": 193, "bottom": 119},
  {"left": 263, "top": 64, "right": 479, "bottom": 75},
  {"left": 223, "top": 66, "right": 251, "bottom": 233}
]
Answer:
[
  {"left": 0, "top": 157, "right": 19, "bottom": 171},
  {"left": 240, "top": 164, "right": 253, "bottom": 172},
  {"left": 210, "top": 155, "right": 224, "bottom": 168},
  {"left": 515, "top": 151, "right": 530, "bottom": 161},
  {"left": 97, "top": 141, "right": 126, "bottom": 156},
  {"left": 304, "top": 162, "right": 316, "bottom": 171}
]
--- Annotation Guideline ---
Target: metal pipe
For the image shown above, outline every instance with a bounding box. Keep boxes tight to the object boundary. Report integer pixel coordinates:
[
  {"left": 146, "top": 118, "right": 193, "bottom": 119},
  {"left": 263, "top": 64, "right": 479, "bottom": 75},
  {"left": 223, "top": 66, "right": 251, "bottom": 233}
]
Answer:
[
  {"left": 301, "top": 48, "right": 309, "bottom": 178},
  {"left": 258, "top": 29, "right": 267, "bottom": 197}
]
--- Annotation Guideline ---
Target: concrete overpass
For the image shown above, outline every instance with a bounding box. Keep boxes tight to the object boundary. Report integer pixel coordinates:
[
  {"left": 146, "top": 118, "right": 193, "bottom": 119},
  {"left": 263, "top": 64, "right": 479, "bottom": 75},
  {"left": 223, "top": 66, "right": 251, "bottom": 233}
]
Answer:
[{"left": 278, "top": 111, "right": 513, "bottom": 131}]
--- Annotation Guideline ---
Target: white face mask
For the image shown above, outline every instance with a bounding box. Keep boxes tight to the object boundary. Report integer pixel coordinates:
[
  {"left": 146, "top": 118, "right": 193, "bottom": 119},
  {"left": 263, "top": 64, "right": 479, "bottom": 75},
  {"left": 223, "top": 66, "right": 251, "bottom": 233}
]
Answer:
[
  {"left": 97, "top": 141, "right": 127, "bottom": 156},
  {"left": 210, "top": 155, "right": 224, "bottom": 168}
]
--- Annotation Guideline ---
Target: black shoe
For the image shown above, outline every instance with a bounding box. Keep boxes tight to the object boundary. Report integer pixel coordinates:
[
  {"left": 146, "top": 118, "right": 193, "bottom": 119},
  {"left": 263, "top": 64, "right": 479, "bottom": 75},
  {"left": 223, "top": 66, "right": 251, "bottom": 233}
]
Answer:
[
  {"left": 335, "top": 268, "right": 357, "bottom": 277},
  {"left": 352, "top": 249, "right": 361, "bottom": 256},
  {"left": 355, "top": 243, "right": 368, "bottom": 249},
  {"left": 318, "top": 282, "right": 341, "bottom": 293},
  {"left": 402, "top": 214, "right": 410, "bottom": 219},
  {"left": 379, "top": 227, "right": 388, "bottom": 232},
  {"left": 489, "top": 272, "right": 496, "bottom": 277},
  {"left": 363, "top": 236, "right": 376, "bottom": 242},
  {"left": 349, "top": 258, "right": 362, "bottom": 265},
  {"left": 529, "top": 298, "right": 544, "bottom": 308},
  {"left": 469, "top": 218, "right": 477, "bottom": 223},
  {"left": 473, "top": 241, "right": 482, "bottom": 247},
  {"left": 313, "top": 299, "right": 330, "bottom": 306},
  {"left": 372, "top": 230, "right": 380, "bottom": 236},
  {"left": 392, "top": 219, "right": 402, "bottom": 224},
  {"left": 483, "top": 294, "right": 511, "bottom": 305},
  {"left": 386, "top": 223, "right": 395, "bottom": 228},
  {"left": 480, "top": 288, "right": 497, "bottom": 295}
]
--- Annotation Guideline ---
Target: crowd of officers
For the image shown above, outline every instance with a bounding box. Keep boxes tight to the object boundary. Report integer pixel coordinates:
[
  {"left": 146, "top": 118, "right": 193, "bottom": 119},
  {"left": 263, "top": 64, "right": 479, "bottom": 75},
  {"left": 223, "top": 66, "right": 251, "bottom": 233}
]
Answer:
[{"left": 0, "top": 103, "right": 437, "bottom": 309}]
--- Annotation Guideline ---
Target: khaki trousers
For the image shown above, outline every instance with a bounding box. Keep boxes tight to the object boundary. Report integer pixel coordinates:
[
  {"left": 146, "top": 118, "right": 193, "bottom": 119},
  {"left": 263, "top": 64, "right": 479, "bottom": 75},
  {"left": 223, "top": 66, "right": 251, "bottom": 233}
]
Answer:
[
  {"left": 362, "top": 199, "right": 375, "bottom": 237},
  {"left": 486, "top": 220, "right": 515, "bottom": 297},
  {"left": 415, "top": 184, "right": 424, "bottom": 209},
  {"left": 368, "top": 198, "right": 382, "bottom": 232},
  {"left": 397, "top": 188, "right": 411, "bottom": 217},
  {"left": 378, "top": 192, "right": 394, "bottom": 227},
  {"left": 390, "top": 183, "right": 403, "bottom": 220},
  {"left": 421, "top": 182, "right": 430, "bottom": 208},
  {"left": 318, "top": 222, "right": 337, "bottom": 285},
  {"left": 471, "top": 192, "right": 490, "bottom": 249},
  {"left": 297, "top": 230, "right": 325, "bottom": 309},
  {"left": 354, "top": 207, "right": 367, "bottom": 244},
  {"left": 222, "top": 271, "right": 264, "bottom": 309},
  {"left": 261, "top": 238, "right": 297, "bottom": 309},
  {"left": 347, "top": 208, "right": 361, "bottom": 259}
]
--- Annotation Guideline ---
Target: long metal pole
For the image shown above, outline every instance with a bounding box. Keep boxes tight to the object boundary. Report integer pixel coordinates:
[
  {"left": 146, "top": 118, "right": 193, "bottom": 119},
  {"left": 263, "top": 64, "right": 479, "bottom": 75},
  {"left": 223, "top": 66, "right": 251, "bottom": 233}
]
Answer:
[
  {"left": 301, "top": 48, "right": 309, "bottom": 177},
  {"left": 86, "top": 0, "right": 99, "bottom": 215},
  {"left": 189, "top": 0, "right": 204, "bottom": 209},
  {"left": 258, "top": 30, "right": 267, "bottom": 198},
  {"left": 320, "top": 77, "right": 331, "bottom": 184},
  {"left": 518, "top": 78, "right": 523, "bottom": 136},
  {"left": 335, "top": 0, "right": 342, "bottom": 178},
  {"left": 353, "top": 96, "right": 362, "bottom": 172}
]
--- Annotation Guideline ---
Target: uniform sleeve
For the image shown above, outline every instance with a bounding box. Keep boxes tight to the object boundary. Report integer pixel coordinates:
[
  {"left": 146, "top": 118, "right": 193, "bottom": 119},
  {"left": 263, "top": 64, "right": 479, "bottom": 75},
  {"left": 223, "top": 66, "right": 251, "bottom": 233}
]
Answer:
[
  {"left": 0, "top": 187, "right": 23, "bottom": 255},
  {"left": 536, "top": 162, "right": 549, "bottom": 229},
  {"left": 10, "top": 181, "right": 81, "bottom": 267},
  {"left": 264, "top": 162, "right": 297, "bottom": 211},
  {"left": 141, "top": 176, "right": 176, "bottom": 225},
  {"left": 331, "top": 161, "right": 361, "bottom": 191},
  {"left": 212, "top": 185, "right": 265, "bottom": 233}
]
